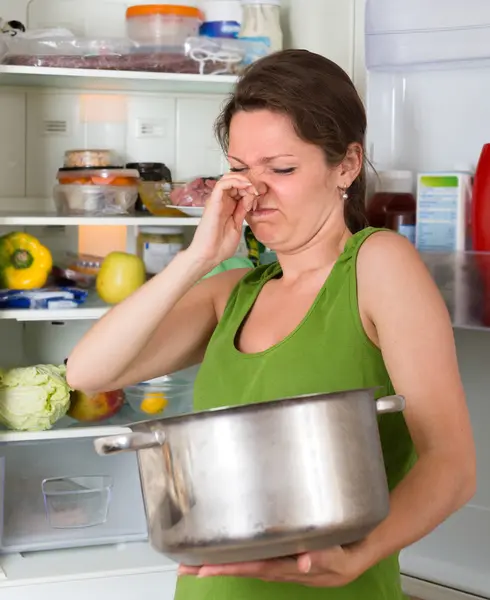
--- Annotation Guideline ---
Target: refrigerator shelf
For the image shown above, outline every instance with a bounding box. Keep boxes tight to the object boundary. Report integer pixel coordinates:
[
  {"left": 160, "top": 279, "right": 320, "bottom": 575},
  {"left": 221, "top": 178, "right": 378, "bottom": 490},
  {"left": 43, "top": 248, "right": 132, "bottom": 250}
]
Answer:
[
  {"left": 0, "top": 210, "right": 201, "bottom": 227},
  {"left": 0, "top": 65, "right": 236, "bottom": 94},
  {"left": 419, "top": 251, "right": 490, "bottom": 332}
]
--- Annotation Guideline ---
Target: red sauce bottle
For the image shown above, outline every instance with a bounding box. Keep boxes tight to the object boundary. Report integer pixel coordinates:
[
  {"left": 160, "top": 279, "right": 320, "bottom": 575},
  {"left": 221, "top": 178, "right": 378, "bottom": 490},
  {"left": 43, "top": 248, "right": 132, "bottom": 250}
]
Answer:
[
  {"left": 472, "top": 144, "right": 490, "bottom": 252},
  {"left": 367, "top": 171, "right": 416, "bottom": 243}
]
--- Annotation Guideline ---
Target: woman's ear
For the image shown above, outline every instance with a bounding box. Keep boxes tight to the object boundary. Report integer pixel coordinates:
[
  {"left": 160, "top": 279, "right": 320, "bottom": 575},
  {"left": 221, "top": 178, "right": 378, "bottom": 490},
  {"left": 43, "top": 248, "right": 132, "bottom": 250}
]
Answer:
[{"left": 338, "top": 143, "right": 363, "bottom": 188}]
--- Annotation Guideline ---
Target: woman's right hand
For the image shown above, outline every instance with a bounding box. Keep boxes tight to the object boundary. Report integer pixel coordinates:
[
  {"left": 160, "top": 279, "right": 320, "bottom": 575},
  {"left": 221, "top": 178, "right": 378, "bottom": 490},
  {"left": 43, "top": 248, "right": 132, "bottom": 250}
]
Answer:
[{"left": 187, "top": 174, "right": 259, "bottom": 268}]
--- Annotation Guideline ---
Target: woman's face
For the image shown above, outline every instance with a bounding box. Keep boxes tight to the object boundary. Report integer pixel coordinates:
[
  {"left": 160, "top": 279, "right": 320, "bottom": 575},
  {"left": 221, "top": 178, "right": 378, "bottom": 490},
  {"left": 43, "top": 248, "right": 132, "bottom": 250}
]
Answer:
[{"left": 227, "top": 109, "right": 347, "bottom": 253}]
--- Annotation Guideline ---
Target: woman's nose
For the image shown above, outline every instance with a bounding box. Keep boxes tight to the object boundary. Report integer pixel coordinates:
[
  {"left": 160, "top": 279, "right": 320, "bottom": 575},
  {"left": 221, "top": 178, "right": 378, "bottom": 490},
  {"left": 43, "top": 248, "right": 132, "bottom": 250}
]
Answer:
[{"left": 248, "top": 171, "right": 268, "bottom": 196}]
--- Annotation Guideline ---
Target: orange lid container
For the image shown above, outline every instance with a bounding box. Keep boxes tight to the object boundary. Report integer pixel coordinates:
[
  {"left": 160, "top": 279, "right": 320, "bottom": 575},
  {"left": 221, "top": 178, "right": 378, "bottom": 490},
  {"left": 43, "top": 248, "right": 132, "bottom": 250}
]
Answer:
[{"left": 126, "top": 5, "right": 203, "bottom": 19}]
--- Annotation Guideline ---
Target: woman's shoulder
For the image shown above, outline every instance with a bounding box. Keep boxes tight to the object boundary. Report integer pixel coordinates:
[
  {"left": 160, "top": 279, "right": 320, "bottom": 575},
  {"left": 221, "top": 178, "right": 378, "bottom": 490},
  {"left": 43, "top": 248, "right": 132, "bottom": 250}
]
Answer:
[
  {"left": 357, "top": 229, "right": 422, "bottom": 274},
  {"left": 356, "top": 228, "right": 446, "bottom": 324}
]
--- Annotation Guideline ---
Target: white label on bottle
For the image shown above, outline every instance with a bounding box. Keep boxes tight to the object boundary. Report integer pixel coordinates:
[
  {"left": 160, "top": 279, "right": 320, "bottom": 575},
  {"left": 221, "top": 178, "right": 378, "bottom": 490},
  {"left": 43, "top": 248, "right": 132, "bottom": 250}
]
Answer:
[{"left": 143, "top": 242, "right": 183, "bottom": 275}]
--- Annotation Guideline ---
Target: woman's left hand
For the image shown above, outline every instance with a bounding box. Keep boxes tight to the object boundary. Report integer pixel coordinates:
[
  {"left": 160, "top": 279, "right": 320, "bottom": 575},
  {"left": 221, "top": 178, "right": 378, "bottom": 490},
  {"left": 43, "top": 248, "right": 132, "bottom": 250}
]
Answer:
[{"left": 178, "top": 544, "right": 368, "bottom": 587}]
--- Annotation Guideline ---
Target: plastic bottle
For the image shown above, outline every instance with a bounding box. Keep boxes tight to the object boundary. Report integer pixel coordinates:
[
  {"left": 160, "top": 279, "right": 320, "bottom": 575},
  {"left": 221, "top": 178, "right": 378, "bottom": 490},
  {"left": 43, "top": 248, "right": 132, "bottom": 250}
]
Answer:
[
  {"left": 239, "top": 0, "right": 283, "bottom": 53},
  {"left": 367, "top": 170, "right": 416, "bottom": 243},
  {"left": 472, "top": 143, "right": 490, "bottom": 252},
  {"left": 200, "top": 0, "right": 242, "bottom": 38}
]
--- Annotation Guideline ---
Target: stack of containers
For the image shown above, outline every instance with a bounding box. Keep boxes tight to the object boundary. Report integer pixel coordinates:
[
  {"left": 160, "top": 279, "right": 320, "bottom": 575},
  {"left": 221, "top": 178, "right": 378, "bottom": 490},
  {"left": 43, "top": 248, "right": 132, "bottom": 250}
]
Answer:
[{"left": 54, "top": 150, "right": 140, "bottom": 216}]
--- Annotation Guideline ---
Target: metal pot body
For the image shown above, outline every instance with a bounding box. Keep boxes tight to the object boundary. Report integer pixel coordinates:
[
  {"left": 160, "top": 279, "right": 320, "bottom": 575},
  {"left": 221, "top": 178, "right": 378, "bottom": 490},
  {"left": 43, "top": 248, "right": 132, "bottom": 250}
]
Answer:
[{"left": 95, "top": 389, "right": 404, "bottom": 565}]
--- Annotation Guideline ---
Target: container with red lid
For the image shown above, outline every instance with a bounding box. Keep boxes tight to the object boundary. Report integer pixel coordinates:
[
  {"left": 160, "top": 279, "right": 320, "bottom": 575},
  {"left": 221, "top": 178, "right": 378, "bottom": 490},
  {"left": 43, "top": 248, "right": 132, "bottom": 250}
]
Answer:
[{"left": 126, "top": 5, "right": 203, "bottom": 49}]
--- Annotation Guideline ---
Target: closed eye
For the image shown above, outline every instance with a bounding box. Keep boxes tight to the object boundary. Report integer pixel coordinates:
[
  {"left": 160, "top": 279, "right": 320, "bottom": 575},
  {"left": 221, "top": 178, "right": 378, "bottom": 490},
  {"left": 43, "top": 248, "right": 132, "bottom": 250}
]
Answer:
[
  {"left": 273, "top": 167, "right": 296, "bottom": 175},
  {"left": 229, "top": 167, "right": 247, "bottom": 173}
]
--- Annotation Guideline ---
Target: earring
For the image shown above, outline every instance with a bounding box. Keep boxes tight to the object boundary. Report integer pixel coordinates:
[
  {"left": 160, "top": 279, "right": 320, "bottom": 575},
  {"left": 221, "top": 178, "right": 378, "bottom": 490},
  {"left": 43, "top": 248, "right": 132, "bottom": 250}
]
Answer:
[{"left": 340, "top": 186, "right": 349, "bottom": 200}]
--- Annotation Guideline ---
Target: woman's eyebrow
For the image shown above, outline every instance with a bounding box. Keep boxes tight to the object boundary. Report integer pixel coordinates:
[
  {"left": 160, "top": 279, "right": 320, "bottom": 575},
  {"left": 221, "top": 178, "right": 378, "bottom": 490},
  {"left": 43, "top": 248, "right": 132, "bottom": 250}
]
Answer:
[{"left": 227, "top": 154, "right": 295, "bottom": 164}]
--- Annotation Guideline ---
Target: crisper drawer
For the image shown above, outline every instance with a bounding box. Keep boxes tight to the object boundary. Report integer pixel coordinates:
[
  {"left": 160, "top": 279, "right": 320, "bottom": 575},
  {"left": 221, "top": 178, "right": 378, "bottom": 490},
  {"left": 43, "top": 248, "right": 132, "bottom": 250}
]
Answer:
[{"left": 0, "top": 438, "right": 148, "bottom": 553}]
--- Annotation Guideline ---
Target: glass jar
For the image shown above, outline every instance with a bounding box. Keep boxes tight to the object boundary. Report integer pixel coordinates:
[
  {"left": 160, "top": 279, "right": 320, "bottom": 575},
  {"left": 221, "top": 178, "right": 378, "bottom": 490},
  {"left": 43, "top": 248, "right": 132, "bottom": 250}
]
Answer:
[
  {"left": 137, "top": 227, "right": 185, "bottom": 275},
  {"left": 367, "top": 170, "right": 416, "bottom": 242},
  {"left": 126, "top": 162, "right": 173, "bottom": 213},
  {"left": 239, "top": 0, "right": 283, "bottom": 53}
]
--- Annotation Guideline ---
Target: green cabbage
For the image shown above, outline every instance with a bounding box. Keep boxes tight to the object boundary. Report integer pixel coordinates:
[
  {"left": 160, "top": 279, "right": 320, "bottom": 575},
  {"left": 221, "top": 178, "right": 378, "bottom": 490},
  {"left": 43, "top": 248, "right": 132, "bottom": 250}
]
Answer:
[{"left": 0, "top": 364, "right": 71, "bottom": 431}]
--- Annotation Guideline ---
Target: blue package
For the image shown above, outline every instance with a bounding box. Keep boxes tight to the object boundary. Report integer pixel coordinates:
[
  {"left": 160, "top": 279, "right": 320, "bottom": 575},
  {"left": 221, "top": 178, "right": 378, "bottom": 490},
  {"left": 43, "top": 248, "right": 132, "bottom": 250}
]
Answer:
[
  {"left": 200, "top": 20, "right": 241, "bottom": 38},
  {"left": 0, "top": 287, "right": 89, "bottom": 310}
]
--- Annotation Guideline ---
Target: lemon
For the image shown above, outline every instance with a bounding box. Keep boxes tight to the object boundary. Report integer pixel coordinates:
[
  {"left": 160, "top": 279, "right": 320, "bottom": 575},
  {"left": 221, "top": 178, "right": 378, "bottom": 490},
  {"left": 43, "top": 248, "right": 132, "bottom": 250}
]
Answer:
[{"left": 140, "top": 391, "right": 169, "bottom": 415}]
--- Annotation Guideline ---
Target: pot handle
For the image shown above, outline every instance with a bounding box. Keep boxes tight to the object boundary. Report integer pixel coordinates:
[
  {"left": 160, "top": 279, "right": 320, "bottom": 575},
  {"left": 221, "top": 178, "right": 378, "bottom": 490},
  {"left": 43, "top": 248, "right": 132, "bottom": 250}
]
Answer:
[
  {"left": 376, "top": 395, "right": 405, "bottom": 415},
  {"left": 94, "top": 431, "right": 166, "bottom": 456}
]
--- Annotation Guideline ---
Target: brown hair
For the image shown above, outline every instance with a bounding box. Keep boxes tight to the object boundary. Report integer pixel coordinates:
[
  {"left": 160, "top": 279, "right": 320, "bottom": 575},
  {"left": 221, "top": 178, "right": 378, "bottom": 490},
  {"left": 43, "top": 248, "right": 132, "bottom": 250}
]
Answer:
[{"left": 215, "top": 49, "right": 368, "bottom": 233}]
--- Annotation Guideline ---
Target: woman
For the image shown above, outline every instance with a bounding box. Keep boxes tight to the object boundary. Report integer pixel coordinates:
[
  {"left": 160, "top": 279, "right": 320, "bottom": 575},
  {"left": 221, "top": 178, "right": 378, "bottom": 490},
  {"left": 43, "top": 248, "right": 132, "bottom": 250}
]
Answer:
[{"left": 67, "top": 50, "right": 476, "bottom": 599}]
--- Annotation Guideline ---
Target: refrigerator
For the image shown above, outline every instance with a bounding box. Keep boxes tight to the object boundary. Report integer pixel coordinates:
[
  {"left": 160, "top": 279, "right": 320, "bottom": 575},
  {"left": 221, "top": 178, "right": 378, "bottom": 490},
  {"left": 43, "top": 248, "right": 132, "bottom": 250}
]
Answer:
[
  {"left": 0, "top": 0, "right": 487, "bottom": 598},
  {"left": 365, "top": 1, "right": 490, "bottom": 598}
]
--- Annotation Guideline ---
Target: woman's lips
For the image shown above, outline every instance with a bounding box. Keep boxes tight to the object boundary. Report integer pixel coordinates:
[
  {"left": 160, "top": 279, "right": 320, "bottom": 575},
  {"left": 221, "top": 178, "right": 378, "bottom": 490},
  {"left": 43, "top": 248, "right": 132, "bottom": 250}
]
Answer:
[{"left": 250, "top": 207, "right": 277, "bottom": 218}]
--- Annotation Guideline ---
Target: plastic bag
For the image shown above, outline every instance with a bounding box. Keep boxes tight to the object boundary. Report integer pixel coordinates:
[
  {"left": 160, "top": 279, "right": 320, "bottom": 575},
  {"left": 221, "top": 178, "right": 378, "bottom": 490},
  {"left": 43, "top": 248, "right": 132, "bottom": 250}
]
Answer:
[
  {"left": 185, "top": 36, "right": 270, "bottom": 75},
  {"left": 0, "top": 287, "right": 88, "bottom": 310}
]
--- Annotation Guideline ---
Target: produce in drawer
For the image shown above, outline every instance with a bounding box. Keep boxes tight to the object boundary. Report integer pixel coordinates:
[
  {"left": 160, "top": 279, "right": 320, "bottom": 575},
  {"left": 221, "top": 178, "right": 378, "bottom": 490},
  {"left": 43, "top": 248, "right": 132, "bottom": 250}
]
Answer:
[
  {"left": 0, "top": 364, "right": 71, "bottom": 431},
  {"left": 0, "top": 232, "right": 52, "bottom": 290},
  {"left": 96, "top": 251, "right": 146, "bottom": 304},
  {"left": 67, "top": 389, "right": 125, "bottom": 422}
]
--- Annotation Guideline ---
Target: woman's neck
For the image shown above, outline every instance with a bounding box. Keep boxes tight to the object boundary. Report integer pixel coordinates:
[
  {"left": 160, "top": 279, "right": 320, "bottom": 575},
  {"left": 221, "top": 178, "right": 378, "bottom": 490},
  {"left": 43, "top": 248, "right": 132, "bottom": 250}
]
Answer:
[{"left": 275, "top": 219, "right": 351, "bottom": 285}]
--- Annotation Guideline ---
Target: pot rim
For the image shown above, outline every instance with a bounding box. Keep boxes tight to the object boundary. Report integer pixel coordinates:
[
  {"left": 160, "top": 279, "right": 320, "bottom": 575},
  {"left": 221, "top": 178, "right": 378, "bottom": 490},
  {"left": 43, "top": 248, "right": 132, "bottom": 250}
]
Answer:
[{"left": 129, "top": 386, "right": 384, "bottom": 429}]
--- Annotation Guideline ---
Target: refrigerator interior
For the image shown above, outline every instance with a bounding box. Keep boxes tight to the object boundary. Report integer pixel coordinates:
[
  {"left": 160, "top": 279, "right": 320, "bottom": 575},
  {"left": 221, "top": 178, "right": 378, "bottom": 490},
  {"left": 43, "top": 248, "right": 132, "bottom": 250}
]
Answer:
[{"left": 0, "top": 0, "right": 230, "bottom": 572}]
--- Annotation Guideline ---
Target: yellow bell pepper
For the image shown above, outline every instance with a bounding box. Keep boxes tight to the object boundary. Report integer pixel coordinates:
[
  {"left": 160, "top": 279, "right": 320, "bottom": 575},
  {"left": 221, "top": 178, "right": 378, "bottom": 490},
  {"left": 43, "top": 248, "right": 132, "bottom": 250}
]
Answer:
[{"left": 0, "top": 232, "right": 53, "bottom": 290}]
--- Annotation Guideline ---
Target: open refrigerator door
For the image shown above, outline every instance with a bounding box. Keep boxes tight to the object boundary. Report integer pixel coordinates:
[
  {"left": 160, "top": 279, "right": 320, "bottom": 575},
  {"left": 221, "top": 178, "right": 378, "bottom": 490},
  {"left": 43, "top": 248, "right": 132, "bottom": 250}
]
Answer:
[{"left": 365, "top": 1, "right": 490, "bottom": 597}]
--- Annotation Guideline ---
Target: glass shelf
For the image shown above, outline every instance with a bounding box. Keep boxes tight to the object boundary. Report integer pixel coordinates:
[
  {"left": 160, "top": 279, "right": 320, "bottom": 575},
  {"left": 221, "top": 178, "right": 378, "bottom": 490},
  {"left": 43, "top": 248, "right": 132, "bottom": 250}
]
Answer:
[{"left": 420, "top": 251, "right": 490, "bottom": 331}]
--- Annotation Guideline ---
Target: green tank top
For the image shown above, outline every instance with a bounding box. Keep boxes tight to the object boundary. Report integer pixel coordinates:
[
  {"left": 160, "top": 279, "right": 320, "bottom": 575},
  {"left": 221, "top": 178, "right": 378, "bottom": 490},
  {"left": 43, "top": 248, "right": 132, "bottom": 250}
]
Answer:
[{"left": 174, "top": 227, "right": 415, "bottom": 600}]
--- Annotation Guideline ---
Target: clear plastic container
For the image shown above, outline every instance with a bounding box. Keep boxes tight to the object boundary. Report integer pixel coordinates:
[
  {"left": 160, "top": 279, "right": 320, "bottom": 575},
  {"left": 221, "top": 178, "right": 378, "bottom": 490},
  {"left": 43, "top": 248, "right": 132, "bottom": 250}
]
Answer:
[
  {"left": 126, "top": 5, "right": 203, "bottom": 48},
  {"left": 56, "top": 168, "right": 140, "bottom": 187},
  {"left": 64, "top": 149, "right": 120, "bottom": 169},
  {"left": 42, "top": 476, "right": 113, "bottom": 529},
  {"left": 125, "top": 374, "right": 194, "bottom": 418},
  {"left": 53, "top": 184, "right": 139, "bottom": 216}
]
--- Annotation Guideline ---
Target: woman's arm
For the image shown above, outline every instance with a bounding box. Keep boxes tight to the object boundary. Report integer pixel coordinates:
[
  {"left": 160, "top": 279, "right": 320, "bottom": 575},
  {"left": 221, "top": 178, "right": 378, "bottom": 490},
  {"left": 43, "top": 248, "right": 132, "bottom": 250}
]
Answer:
[
  {"left": 67, "top": 174, "right": 258, "bottom": 393},
  {"left": 66, "top": 252, "right": 247, "bottom": 393},
  {"left": 351, "top": 231, "right": 476, "bottom": 568}
]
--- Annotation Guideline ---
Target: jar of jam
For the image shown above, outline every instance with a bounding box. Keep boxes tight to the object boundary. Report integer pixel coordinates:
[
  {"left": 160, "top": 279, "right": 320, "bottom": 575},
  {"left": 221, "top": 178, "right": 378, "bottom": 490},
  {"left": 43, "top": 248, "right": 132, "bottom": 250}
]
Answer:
[{"left": 367, "top": 170, "right": 416, "bottom": 243}]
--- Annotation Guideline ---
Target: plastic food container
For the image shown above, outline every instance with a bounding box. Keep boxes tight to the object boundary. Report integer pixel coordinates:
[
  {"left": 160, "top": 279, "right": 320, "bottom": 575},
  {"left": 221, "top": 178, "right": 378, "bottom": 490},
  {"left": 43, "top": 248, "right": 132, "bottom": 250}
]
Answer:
[
  {"left": 56, "top": 168, "right": 140, "bottom": 187},
  {"left": 42, "top": 476, "right": 113, "bottom": 529},
  {"left": 64, "top": 149, "right": 120, "bottom": 169},
  {"left": 53, "top": 253, "right": 104, "bottom": 288},
  {"left": 126, "top": 4, "right": 203, "bottom": 48},
  {"left": 125, "top": 374, "right": 194, "bottom": 418},
  {"left": 53, "top": 184, "right": 139, "bottom": 216}
]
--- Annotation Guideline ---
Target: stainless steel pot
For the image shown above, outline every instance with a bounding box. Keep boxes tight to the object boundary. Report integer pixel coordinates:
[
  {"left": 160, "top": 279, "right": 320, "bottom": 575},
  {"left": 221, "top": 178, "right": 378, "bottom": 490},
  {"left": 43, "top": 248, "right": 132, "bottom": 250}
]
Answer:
[{"left": 94, "top": 388, "right": 404, "bottom": 566}]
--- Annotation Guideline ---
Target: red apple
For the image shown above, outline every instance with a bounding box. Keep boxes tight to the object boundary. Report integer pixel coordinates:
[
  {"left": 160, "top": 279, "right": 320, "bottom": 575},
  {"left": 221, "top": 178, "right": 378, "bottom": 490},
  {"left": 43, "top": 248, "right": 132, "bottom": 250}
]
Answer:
[{"left": 68, "top": 389, "right": 124, "bottom": 422}]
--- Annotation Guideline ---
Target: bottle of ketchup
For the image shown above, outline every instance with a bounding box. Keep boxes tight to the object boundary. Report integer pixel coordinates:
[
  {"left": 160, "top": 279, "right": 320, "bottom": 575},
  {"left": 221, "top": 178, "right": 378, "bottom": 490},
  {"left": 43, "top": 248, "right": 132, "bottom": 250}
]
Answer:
[
  {"left": 472, "top": 144, "right": 490, "bottom": 252},
  {"left": 472, "top": 144, "right": 490, "bottom": 327}
]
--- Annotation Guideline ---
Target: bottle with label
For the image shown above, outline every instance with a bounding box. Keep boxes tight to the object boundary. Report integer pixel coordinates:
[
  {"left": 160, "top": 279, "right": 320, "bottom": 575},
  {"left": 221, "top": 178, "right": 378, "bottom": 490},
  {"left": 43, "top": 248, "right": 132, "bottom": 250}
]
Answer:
[
  {"left": 239, "top": 0, "right": 283, "bottom": 54},
  {"left": 367, "top": 170, "right": 416, "bottom": 243}
]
